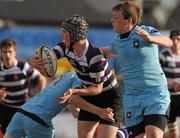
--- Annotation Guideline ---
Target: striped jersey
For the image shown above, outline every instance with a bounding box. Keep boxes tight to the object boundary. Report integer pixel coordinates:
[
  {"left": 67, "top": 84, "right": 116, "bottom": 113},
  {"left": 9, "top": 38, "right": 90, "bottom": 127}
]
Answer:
[
  {"left": 159, "top": 48, "right": 180, "bottom": 95},
  {"left": 0, "top": 60, "right": 41, "bottom": 108},
  {"left": 53, "top": 40, "right": 119, "bottom": 92}
]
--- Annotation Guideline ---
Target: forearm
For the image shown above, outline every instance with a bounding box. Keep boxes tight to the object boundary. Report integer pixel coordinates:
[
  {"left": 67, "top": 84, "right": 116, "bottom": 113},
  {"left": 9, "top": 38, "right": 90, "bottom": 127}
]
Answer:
[
  {"left": 71, "top": 83, "right": 103, "bottom": 96},
  {"left": 69, "top": 95, "right": 101, "bottom": 115},
  {"left": 100, "top": 47, "right": 115, "bottom": 59},
  {"left": 149, "top": 35, "right": 173, "bottom": 48}
]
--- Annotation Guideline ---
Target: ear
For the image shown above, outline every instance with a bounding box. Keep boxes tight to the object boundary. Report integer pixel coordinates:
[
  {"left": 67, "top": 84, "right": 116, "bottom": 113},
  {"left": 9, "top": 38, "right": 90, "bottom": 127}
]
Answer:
[{"left": 126, "top": 18, "right": 133, "bottom": 24}]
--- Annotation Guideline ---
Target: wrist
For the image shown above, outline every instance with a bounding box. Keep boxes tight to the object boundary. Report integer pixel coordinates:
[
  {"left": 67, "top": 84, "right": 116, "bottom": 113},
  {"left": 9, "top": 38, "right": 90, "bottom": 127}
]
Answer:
[{"left": 146, "top": 35, "right": 151, "bottom": 43}]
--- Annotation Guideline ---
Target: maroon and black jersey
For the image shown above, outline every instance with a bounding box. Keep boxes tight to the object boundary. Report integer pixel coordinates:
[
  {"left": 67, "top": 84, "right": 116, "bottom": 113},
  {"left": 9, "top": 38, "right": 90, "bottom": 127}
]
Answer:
[
  {"left": 0, "top": 60, "right": 40, "bottom": 108},
  {"left": 53, "top": 40, "right": 119, "bottom": 92}
]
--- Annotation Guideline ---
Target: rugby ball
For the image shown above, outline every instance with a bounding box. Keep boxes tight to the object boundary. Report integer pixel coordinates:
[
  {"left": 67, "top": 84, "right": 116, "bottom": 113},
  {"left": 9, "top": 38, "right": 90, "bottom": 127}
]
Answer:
[{"left": 36, "top": 46, "right": 57, "bottom": 77}]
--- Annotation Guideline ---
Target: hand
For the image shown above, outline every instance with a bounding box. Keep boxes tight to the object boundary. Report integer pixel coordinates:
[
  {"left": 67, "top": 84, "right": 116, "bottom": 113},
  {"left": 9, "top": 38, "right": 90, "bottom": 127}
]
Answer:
[
  {"left": 98, "top": 108, "right": 115, "bottom": 122},
  {"left": 28, "top": 55, "right": 48, "bottom": 71},
  {"left": 58, "top": 89, "right": 74, "bottom": 104},
  {"left": 135, "top": 29, "right": 151, "bottom": 42},
  {"left": 174, "top": 83, "right": 180, "bottom": 92},
  {"left": 0, "top": 87, "right": 7, "bottom": 101}
]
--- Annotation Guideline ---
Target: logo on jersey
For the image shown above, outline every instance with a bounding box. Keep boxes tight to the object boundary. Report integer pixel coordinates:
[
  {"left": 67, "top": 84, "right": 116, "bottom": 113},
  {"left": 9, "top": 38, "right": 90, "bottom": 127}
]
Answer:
[
  {"left": 127, "top": 112, "right": 132, "bottom": 119},
  {"left": 14, "top": 75, "right": 18, "bottom": 80},
  {"left": 133, "top": 40, "right": 140, "bottom": 48}
]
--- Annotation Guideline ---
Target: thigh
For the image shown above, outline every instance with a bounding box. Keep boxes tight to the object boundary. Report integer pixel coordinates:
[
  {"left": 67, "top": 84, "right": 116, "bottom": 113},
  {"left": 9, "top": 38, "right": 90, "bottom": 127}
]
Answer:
[
  {"left": 144, "top": 115, "right": 166, "bottom": 138},
  {"left": 78, "top": 120, "right": 99, "bottom": 138},
  {"left": 97, "top": 124, "right": 118, "bottom": 138},
  {"left": 144, "top": 114, "right": 168, "bottom": 131}
]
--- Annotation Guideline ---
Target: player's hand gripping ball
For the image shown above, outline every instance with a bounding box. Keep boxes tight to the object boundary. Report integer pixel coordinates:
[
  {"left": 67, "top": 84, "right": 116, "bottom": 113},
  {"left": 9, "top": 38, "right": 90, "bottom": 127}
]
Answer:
[{"left": 36, "top": 46, "right": 57, "bottom": 77}]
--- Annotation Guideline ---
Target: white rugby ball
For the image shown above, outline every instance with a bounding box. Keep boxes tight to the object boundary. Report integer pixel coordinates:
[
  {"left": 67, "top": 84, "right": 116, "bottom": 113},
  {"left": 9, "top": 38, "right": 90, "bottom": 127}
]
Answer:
[{"left": 36, "top": 46, "right": 57, "bottom": 77}]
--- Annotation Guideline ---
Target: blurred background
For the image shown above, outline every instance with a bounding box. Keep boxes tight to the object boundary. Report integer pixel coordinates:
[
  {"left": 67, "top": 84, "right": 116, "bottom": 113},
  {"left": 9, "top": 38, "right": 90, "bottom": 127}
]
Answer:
[{"left": 0, "top": 0, "right": 179, "bottom": 138}]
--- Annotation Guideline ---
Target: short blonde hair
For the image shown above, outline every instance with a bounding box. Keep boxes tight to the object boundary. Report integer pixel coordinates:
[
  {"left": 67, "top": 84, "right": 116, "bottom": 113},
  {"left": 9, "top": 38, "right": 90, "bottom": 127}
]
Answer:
[{"left": 112, "top": 1, "right": 142, "bottom": 25}]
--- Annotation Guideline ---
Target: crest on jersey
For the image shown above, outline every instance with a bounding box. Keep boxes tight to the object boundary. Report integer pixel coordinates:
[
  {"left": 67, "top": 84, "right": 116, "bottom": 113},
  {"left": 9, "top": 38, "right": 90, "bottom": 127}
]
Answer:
[
  {"left": 14, "top": 75, "right": 18, "bottom": 80},
  {"left": 127, "top": 112, "right": 132, "bottom": 119},
  {"left": 133, "top": 40, "right": 140, "bottom": 48}
]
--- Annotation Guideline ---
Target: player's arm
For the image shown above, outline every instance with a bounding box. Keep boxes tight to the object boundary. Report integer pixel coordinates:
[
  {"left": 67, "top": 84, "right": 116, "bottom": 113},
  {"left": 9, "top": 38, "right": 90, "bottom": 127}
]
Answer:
[
  {"left": 100, "top": 47, "right": 115, "bottom": 59},
  {"left": 67, "top": 83, "right": 103, "bottom": 96},
  {"left": 68, "top": 95, "right": 115, "bottom": 122},
  {"left": 136, "top": 29, "right": 173, "bottom": 48},
  {"left": 58, "top": 83, "right": 103, "bottom": 103},
  {"left": 0, "top": 87, "right": 6, "bottom": 102}
]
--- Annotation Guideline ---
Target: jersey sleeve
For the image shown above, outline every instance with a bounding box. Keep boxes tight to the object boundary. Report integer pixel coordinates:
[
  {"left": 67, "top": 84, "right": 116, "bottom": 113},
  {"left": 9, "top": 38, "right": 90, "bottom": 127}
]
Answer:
[
  {"left": 53, "top": 42, "right": 66, "bottom": 59},
  {"left": 144, "top": 26, "right": 160, "bottom": 36},
  {"left": 89, "top": 53, "right": 107, "bottom": 84},
  {"left": 71, "top": 73, "right": 82, "bottom": 88}
]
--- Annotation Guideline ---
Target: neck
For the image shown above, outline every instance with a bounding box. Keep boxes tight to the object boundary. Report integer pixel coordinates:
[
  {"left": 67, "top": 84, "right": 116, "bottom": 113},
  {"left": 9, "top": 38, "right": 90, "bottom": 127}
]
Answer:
[
  {"left": 3, "top": 59, "right": 17, "bottom": 69},
  {"left": 119, "top": 24, "right": 134, "bottom": 34},
  {"left": 173, "top": 50, "right": 180, "bottom": 56},
  {"left": 73, "top": 40, "right": 86, "bottom": 57},
  {"left": 172, "top": 47, "right": 180, "bottom": 56}
]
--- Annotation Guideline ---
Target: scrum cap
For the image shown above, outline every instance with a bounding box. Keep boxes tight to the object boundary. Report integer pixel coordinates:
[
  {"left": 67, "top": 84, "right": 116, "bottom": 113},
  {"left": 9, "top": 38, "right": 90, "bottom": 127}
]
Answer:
[{"left": 61, "top": 15, "right": 88, "bottom": 44}]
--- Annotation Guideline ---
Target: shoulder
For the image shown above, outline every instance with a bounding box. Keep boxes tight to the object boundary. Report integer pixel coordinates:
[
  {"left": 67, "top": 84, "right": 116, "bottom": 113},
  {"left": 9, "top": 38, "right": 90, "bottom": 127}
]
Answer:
[
  {"left": 159, "top": 48, "right": 171, "bottom": 57},
  {"left": 89, "top": 44, "right": 102, "bottom": 54},
  {"left": 138, "top": 25, "right": 160, "bottom": 35},
  {"left": 17, "top": 60, "right": 26, "bottom": 70}
]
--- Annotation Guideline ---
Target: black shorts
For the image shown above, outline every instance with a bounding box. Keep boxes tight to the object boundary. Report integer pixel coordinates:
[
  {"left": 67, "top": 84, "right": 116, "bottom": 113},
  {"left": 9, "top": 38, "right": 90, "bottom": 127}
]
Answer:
[
  {"left": 78, "top": 88, "right": 121, "bottom": 127},
  {"left": 169, "top": 95, "right": 180, "bottom": 122},
  {"left": 0, "top": 104, "right": 19, "bottom": 133},
  {"left": 127, "top": 114, "right": 168, "bottom": 138}
]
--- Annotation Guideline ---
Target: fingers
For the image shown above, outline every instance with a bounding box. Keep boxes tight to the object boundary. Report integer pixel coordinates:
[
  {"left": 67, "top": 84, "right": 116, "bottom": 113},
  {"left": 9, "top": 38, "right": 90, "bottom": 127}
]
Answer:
[
  {"left": 58, "top": 93, "right": 71, "bottom": 104},
  {"left": 58, "top": 97, "right": 68, "bottom": 104},
  {"left": 107, "top": 107, "right": 113, "bottom": 112},
  {"left": 100, "top": 108, "right": 115, "bottom": 122},
  {"left": 105, "top": 114, "right": 115, "bottom": 122}
]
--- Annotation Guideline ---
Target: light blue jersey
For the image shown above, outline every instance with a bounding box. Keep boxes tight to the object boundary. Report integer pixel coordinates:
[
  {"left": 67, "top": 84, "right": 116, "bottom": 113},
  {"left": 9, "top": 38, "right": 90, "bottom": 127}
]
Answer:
[
  {"left": 21, "top": 72, "right": 81, "bottom": 126},
  {"left": 110, "top": 25, "right": 167, "bottom": 94},
  {"left": 5, "top": 72, "right": 81, "bottom": 138},
  {"left": 109, "top": 25, "right": 170, "bottom": 128}
]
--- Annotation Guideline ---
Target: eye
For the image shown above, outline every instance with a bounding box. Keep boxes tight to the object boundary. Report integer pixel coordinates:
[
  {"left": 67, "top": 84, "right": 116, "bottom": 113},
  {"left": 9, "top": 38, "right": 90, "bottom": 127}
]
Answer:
[{"left": 61, "top": 28, "right": 67, "bottom": 33}]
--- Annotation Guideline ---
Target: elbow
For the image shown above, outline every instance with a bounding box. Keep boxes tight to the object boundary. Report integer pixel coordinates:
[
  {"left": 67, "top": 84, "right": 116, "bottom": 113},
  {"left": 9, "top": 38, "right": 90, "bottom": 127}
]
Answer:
[
  {"left": 92, "top": 87, "right": 102, "bottom": 95},
  {"left": 165, "top": 38, "right": 173, "bottom": 48}
]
